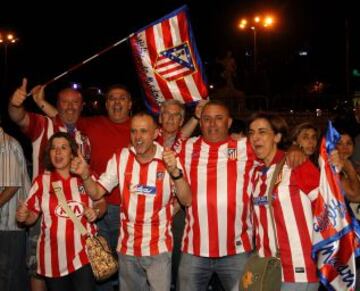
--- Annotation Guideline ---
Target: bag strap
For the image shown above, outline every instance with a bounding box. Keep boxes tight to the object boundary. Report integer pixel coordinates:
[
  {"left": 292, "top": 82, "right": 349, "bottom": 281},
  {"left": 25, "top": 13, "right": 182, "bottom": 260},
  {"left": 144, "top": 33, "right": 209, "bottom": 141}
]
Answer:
[
  {"left": 52, "top": 181, "right": 90, "bottom": 237},
  {"left": 267, "top": 157, "right": 286, "bottom": 258}
]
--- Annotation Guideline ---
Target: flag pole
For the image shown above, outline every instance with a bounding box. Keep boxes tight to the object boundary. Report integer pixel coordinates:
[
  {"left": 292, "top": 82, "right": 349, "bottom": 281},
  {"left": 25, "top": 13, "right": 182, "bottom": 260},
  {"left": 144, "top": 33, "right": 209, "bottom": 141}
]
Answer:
[{"left": 27, "top": 33, "right": 134, "bottom": 96}]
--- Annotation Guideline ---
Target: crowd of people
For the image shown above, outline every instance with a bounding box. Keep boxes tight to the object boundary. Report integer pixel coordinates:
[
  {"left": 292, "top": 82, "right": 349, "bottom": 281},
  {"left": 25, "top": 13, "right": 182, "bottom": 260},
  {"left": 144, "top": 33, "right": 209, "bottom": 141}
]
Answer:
[{"left": 1, "top": 78, "right": 360, "bottom": 291}]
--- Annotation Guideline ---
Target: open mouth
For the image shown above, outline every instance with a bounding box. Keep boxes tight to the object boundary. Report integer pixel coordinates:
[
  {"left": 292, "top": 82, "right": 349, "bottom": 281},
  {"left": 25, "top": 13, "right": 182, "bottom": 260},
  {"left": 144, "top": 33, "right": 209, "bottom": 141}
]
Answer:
[
  {"left": 54, "top": 156, "right": 64, "bottom": 164},
  {"left": 253, "top": 144, "right": 263, "bottom": 151}
]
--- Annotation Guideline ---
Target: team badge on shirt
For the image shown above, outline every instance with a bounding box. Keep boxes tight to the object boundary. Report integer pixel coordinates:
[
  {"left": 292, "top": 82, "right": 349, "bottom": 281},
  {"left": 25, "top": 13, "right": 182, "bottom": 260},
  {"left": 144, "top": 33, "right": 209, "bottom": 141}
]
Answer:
[
  {"left": 227, "top": 148, "right": 238, "bottom": 160},
  {"left": 78, "top": 185, "right": 86, "bottom": 195},
  {"left": 156, "top": 171, "right": 165, "bottom": 180}
]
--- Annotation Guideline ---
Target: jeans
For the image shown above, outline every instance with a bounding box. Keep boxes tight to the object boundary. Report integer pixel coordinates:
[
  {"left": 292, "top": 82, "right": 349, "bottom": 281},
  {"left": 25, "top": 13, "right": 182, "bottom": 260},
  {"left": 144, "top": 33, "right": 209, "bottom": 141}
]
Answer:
[
  {"left": 118, "top": 252, "right": 172, "bottom": 291},
  {"left": 177, "top": 252, "right": 250, "bottom": 291},
  {"left": 96, "top": 204, "right": 120, "bottom": 291},
  {"left": 281, "top": 282, "right": 319, "bottom": 291},
  {"left": 0, "top": 230, "right": 29, "bottom": 291}
]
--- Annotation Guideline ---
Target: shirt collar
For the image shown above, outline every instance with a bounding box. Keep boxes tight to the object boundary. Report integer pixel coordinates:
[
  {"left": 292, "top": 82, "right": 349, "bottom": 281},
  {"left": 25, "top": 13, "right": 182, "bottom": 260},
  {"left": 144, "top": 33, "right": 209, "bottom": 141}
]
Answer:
[
  {"left": 257, "top": 150, "right": 285, "bottom": 174},
  {"left": 129, "top": 141, "right": 164, "bottom": 162}
]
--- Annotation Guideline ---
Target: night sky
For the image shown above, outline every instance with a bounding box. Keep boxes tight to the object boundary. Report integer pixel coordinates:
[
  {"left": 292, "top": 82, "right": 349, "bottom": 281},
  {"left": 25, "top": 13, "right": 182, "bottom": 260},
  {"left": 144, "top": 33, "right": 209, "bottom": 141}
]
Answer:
[{"left": 0, "top": 0, "right": 357, "bottom": 122}]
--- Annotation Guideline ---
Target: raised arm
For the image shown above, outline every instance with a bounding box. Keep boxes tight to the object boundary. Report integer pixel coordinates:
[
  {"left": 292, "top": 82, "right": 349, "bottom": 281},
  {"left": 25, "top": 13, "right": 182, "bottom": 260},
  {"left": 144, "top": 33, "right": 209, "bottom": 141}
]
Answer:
[
  {"left": 162, "top": 147, "right": 192, "bottom": 207},
  {"left": 8, "top": 78, "right": 30, "bottom": 131},
  {"left": 32, "top": 85, "right": 58, "bottom": 118},
  {"left": 71, "top": 150, "right": 107, "bottom": 200},
  {"left": 180, "top": 100, "right": 208, "bottom": 139}
]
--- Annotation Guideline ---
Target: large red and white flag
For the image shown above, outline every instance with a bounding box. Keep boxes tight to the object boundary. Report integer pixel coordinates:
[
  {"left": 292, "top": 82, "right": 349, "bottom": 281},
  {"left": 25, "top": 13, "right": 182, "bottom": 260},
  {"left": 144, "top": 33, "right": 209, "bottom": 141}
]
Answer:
[
  {"left": 130, "top": 5, "right": 208, "bottom": 113},
  {"left": 312, "top": 122, "right": 360, "bottom": 290}
]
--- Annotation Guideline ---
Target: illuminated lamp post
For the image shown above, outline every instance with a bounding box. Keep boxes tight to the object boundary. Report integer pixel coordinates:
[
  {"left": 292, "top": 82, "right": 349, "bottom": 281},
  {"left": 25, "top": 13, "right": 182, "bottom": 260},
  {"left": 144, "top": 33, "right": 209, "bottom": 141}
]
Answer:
[{"left": 238, "top": 15, "right": 274, "bottom": 72}]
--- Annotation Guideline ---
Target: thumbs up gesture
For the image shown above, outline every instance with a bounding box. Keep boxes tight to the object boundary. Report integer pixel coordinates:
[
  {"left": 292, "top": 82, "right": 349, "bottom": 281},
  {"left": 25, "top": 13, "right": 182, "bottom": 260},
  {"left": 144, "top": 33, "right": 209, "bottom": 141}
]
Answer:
[
  {"left": 10, "top": 78, "right": 28, "bottom": 107},
  {"left": 162, "top": 147, "right": 177, "bottom": 173}
]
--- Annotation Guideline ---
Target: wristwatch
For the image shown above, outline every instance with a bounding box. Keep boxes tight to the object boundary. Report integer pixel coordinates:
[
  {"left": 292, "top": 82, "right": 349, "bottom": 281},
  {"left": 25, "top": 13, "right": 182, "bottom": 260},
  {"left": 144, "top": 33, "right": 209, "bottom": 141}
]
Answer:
[{"left": 170, "top": 168, "right": 183, "bottom": 180}]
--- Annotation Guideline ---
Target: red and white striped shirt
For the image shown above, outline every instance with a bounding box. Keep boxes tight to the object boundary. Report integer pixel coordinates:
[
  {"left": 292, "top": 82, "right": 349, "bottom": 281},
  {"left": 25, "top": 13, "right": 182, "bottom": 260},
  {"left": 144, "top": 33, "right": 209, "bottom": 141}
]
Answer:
[
  {"left": 26, "top": 171, "right": 97, "bottom": 278},
  {"left": 98, "top": 142, "right": 177, "bottom": 256},
  {"left": 178, "top": 136, "right": 256, "bottom": 257},
  {"left": 251, "top": 150, "right": 319, "bottom": 282},
  {"left": 25, "top": 113, "right": 91, "bottom": 180},
  {"left": 155, "top": 128, "right": 182, "bottom": 150}
]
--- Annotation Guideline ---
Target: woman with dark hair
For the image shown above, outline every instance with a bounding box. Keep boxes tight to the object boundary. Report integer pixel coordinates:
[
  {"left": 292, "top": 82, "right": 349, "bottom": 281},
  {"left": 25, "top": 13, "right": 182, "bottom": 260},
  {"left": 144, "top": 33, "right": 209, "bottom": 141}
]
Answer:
[
  {"left": 289, "top": 122, "right": 320, "bottom": 166},
  {"left": 16, "top": 132, "right": 105, "bottom": 291},
  {"left": 330, "top": 129, "right": 360, "bottom": 203},
  {"left": 248, "top": 113, "right": 319, "bottom": 290},
  {"left": 330, "top": 130, "right": 360, "bottom": 290}
]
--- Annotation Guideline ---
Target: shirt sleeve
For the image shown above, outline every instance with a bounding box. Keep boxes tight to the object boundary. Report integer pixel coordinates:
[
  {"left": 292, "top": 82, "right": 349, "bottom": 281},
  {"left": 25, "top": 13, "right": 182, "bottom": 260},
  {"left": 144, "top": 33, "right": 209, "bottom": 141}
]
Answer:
[
  {"left": 26, "top": 178, "right": 42, "bottom": 214},
  {"left": 97, "top": 153, "right": 120, "bottom": 193},
  {"left": 24, "top": 112, "right": 47, "bottom": 142}
]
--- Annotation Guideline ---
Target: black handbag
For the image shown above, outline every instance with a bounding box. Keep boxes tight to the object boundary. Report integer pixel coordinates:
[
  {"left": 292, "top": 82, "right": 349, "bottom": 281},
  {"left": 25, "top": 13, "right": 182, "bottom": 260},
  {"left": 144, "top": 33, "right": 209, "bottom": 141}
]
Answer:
[{"left": 240, "top": 158, "right": 285, "bottom": 291}]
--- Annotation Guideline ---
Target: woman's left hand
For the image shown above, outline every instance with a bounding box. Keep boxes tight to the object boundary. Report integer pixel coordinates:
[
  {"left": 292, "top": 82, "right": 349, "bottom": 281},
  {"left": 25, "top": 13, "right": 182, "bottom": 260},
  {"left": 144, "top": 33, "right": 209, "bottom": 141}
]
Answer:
[{"left": 83, "top": 206, "right": 98, "bottom": 222}]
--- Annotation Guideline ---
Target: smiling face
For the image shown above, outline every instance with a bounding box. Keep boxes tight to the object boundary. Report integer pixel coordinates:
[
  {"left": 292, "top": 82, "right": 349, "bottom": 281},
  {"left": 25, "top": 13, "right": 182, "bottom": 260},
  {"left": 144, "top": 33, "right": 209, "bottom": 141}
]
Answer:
[
  {"left": 130, "top": 114, "right": 159, "bottom": 159},
  {"left": 249, "top": 118, "right": 281, "bottom": 166},
  {"left": 159, "top": 103, "right": 184, "bottom": 135},
  {"left": 105, "top": 88, "right": 132, "bottom": 123},
  {"left": 57, "top": 89, "right": 83, "bottom": 125},
  {"left": 200, "top": 103, "right": 232, "bottom": 143},
  {"left": 50, "top": 137, "right": 74, "bottom": 171}
]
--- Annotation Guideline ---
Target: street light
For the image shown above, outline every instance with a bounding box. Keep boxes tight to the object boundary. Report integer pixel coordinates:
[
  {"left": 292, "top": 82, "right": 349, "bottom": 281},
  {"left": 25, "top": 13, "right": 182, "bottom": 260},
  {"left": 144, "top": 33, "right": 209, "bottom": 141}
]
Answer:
[
  {"left": 238, "top": 15, "right": 274, "bottom": 72},
  {"left": 0, "top": 30, "right": 19, "bottom": 87}
]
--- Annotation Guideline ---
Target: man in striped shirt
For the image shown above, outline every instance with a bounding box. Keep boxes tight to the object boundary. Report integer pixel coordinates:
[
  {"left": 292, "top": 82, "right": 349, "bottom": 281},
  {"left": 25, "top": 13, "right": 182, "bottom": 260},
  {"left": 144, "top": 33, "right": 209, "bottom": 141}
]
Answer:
[
  {"left": 157, "top": 99, "right": 206, "bottom": 149},
  {"left": 72, "top": 112, "right": 192, "bottom": 291},
  {"left": 8, "top": 78, "right": 91, "bottom": 291},
  {"left": 177, "top": 100, "right": 256, "bottom": 291},
  {"left": 8, "top": 78, "right": 91, "bottom": 180},
  {"left": 0, "top": 119, "right": 31, "bottom": 291},
  {"left": 156, "top": 99, "right": 207, "bottom": 289}
]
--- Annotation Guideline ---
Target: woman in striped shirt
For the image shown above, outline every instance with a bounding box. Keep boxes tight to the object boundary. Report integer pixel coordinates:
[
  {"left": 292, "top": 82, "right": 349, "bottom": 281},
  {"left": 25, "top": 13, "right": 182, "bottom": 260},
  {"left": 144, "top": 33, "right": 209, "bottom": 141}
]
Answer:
[
  {"left": 16, "top": 132, "right": 105, "bottom": 291},
  {"left": 248, "top": 113, "right": 319, "bottom": 290}
]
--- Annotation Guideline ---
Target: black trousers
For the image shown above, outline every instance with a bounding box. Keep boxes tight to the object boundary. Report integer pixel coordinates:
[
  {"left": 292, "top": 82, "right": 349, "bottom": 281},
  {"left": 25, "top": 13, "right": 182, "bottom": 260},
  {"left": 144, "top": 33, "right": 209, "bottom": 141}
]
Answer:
[{"left": 45, "top": 264, "right": 96, "bottom": 291}]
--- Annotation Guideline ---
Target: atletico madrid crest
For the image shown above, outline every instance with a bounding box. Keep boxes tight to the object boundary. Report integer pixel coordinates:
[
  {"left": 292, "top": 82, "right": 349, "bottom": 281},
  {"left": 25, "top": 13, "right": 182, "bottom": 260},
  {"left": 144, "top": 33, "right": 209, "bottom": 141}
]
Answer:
[
  {"left": 227, "top": 148, "right": 237, "bottom": 160},
  {"left": 154, "top": 42, "right": 196, "bottom": 82},
  {"left": 130, "top": 5, "right": 208, "bottom": 113}
]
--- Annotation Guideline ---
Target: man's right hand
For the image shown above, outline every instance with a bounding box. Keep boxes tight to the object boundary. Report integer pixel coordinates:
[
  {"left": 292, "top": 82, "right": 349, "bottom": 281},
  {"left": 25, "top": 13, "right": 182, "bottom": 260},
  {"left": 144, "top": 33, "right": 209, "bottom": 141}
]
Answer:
[{"left": 10, "top": 78, "right": 28, "bottom": 107}]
